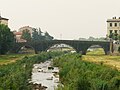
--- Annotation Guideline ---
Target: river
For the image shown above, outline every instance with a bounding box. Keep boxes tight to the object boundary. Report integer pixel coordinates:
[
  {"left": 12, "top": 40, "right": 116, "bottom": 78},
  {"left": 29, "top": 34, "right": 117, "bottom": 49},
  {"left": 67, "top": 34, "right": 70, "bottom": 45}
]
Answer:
[{"left": 30, "top": 60, "right": 60, "bottom": 90}]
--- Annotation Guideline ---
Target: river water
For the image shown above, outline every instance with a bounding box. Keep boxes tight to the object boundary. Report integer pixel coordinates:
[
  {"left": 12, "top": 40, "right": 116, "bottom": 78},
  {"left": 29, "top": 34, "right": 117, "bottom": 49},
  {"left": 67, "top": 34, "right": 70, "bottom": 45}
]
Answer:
[{"left": 30, "top": 60, "right": 59, "bottom": 90}]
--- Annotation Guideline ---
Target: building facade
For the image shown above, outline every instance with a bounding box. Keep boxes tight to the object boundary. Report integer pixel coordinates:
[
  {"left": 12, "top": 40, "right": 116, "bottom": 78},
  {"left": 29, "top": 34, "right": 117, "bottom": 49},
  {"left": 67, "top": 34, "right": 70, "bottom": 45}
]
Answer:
[
  {"left": 107, "top": 17, "right": 120, "bottom": 37},
  {"left": 13, "top": 26, "right": 33, "bottom": 42},
  {"left": 0, "top": 15, "right": 8, "bottom": 25},
  {"left": 13, "top": 31, "right": 27, "bottom": 42},
  {"left": 18, "top": 26, "right": 33, "bottom": 36}
]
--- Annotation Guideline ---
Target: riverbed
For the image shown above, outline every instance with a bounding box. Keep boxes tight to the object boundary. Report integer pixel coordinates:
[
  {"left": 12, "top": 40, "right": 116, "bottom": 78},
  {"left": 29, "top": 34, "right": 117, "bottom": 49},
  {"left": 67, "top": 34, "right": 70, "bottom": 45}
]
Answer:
[{"left": 30, "top": 60, "right": 59, "bottom": 90}]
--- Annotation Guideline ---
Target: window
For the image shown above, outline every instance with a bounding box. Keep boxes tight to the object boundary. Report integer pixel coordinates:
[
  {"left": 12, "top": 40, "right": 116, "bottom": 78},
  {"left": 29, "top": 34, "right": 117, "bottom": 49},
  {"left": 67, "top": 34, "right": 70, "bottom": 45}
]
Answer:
[
  {"left": 110, "top": 23, "right": 112, "bottom": 27},
  {"left": 115, "top": 30, "right": 118, "bottom": 33},
  {"left": 110, "top": 30, "right": 113, "bottom": 34},
  {"left": 115, "top": 23, "right": 117, "bottom": 27}
]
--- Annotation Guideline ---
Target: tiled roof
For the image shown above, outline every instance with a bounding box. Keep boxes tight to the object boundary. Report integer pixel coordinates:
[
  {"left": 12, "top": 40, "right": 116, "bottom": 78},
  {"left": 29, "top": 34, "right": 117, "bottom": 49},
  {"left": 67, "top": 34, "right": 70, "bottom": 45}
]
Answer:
[{"left": 14, "top": 32, "right": 22, "bottom": 35}]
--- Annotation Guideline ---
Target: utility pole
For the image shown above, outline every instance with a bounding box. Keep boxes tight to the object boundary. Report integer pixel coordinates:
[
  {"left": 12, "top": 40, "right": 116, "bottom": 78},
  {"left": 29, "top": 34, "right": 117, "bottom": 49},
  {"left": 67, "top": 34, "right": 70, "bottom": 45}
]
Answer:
[
  {"left": 60, "top": 34, "right": 62, "bottom": 51},
  {"left": 60, "top": 34, "right": 62, "bottom": 40}
]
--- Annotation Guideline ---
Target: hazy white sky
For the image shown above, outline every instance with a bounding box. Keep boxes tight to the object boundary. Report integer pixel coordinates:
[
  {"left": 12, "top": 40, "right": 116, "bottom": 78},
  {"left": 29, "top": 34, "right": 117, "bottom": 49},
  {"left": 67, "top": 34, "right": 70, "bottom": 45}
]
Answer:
[{"left": 0, "top": 0, "right": 120, "bottom": 39}]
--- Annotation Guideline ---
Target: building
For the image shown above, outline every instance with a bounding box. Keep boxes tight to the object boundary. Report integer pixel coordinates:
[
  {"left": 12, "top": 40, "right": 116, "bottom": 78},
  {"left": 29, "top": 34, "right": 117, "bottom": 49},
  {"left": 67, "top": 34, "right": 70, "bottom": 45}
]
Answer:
[
  {"left": 0, "top": 15, "right": 8, "bottom": 25},
  {"left": 19, "top": 26, "right": 33, "bottom": 36},
  {"left": 13, "top": 26, "right": 33, "bottom": 42},
  {"left": 13, "top": 31, "right": 26, "bottom": 42},
  {"left": 107, "top": 17, "right": 120, "bottom": 37},
  {"left": 107, "top": 17, "right": 120, "bottom": 53}
]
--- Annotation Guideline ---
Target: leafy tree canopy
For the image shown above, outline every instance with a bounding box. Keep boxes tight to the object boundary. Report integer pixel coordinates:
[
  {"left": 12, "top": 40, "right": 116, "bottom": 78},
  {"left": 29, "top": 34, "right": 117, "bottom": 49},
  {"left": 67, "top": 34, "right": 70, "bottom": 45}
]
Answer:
[
  {"left": 32, "top": 28, "right": 54, "bottom": 41},
  {"left": 32, "top": 28, "right": 39, "bottom": 41},
  {"left": 21, "top": 29, "right": 31, "bottom": 42},
  {"left": 0, "top": 24, "right": 15, "bottom": 54},
  {"left": 44, "top": 31, "right": 54, "bottom": 40},
  {"left": 109, "top": 33, "right": 120, "bottom": 41}
]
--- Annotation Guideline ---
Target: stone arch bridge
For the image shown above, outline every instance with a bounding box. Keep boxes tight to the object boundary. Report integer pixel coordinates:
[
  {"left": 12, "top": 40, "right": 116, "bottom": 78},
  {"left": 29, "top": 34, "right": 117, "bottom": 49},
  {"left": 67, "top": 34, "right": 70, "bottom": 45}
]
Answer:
[{"left": 10, "top": 40, "right": 113, "bottom": 55}]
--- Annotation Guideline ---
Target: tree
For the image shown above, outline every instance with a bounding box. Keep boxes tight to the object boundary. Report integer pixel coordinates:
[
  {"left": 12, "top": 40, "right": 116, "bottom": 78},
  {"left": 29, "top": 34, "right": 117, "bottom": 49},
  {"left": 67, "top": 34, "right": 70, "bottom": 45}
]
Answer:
[
  {"left": 32, "top": 28, "right": 44, "bottom": 41},
  {"left": 117, "top": 35, "right": 120, "bottom": 41},
  {"left": 32, "top": 28, "right": 54, "bottom": 41},
  {"left": 38, "top": 28, "right": 45, "bottom": 40},
  {"left": 118, "top": 46, "right": 120, "bottom": 53},
  {"left": 0, "top": 24, "right": 15, "bottom": 54},
  {"left": 32, "top": 28, "right": 39, "bottom": 41},
  {"left": 114, "top": 33, "right": 118, "bottom": 40},
  {"left": 109, "top": 33, "right": 114, "bottom": 39},
  {"left": 38, "top": 28, "right": 42, "bottom": 36},
  {"left": 44, "top": 32, "right": 54, "bottom": 40},
  {"left": 109, "top": 33, "right": 120, "bottom": 41},
  {"left": 21, "top": 29, "right": 31, "bottom": 42}
]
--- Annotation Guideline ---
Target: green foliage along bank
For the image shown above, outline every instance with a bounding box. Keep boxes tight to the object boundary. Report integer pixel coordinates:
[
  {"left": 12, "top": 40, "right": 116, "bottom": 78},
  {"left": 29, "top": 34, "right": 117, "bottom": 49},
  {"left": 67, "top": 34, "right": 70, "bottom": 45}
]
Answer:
[
  {"left": 21, "top": 29, "right": 31, "bottom": 42},
  {"left": 32, "top": 28, "right": 54, "bottom": 41},
  {"left": 0, "top": 24, "right": 15, "bottom": 55},
  {"left": 0, "top": 52, "right": 63, "bottom": 90},
  {"left": 53, "top": 53, "right": 120, "bottom": 90}
]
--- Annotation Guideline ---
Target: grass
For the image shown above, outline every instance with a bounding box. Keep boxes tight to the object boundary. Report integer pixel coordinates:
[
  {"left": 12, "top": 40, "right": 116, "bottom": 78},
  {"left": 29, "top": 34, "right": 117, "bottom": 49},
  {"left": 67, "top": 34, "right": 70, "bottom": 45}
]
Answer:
[
  {"left": 0, "top": 54, "right": 34, "bottom": 65},
  {"left": 83, "top": 48, "right": 120, "bottom": 71},
  {"left": 1, "top": 48, "right": 120, "bottom": 70}
]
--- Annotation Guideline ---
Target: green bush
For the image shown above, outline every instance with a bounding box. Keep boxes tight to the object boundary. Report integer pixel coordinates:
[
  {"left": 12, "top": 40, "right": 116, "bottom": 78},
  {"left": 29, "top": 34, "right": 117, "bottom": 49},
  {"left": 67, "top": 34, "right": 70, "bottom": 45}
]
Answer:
[
  {"left": 53, "top": 53, "right": 120, "bottom": 90},
  {"left": 0, "top": 51, "right": 64, "bottom": 90}
]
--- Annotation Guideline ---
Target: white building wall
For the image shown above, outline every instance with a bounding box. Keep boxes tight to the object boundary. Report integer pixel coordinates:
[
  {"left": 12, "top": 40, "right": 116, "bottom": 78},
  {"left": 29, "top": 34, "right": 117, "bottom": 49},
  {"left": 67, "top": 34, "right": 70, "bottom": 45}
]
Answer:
[
  {"left": 107, "top": 17, "right": 120, "bottom": 36},
  {"left": 0, "top": 19, "right": 8, "bottom": 26}
]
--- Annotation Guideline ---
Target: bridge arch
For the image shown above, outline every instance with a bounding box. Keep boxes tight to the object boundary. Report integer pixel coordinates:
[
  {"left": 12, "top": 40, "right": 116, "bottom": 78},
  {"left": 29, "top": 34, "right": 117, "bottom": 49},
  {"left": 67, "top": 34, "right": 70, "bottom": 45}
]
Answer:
[
  {"left": 85, "top": 45, "right": 105, "bottom": 55},
  {"left": 46, "top": 43, "right": 76, "bottom": 52},
  {"left": 80, "top": 44, "right": 110, "bottom": 55},
  {"left": 17, "top": 45, "right": 35, "bottom": 54},
  {"left": 11, "top": 43, "right": 36, "bottom": 54}
]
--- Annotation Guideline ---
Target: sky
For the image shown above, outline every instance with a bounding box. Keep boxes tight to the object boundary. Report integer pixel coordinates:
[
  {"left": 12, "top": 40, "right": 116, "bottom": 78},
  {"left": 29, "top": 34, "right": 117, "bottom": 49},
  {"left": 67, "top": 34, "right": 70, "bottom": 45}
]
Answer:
[{"left": 0, "top": 0, "right": 120, "bottom": 40}]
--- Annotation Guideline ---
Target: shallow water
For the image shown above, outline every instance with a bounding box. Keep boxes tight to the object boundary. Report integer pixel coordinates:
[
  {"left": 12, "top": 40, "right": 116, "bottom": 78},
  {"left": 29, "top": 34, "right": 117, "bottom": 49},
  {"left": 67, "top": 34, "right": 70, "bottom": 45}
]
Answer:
[{"left": 31, "top": 61, "right": 59, "bottom": 90}]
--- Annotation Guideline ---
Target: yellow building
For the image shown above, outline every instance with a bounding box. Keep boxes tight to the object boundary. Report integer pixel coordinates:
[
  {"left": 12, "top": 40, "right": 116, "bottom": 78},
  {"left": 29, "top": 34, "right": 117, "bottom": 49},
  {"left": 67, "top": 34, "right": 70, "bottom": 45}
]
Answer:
[{"left": 0, "top": 15, "right": 9, "bottom": 26}]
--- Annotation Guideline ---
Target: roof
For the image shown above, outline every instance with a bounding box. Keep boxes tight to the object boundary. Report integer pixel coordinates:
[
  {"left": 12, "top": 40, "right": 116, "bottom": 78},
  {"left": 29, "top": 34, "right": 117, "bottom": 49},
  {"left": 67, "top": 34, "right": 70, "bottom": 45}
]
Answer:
[
  {"left": 107, "top": 17, "right": 120, "bottom": 22},
  {"left": 0, "top": 16, "right": 9, "bottom": 20},
  {"left": 107, "top": 19, "right": 120, "bottom": 22},
  {"left": 13, "top": 32, "right": 22, "bottom": 35}
]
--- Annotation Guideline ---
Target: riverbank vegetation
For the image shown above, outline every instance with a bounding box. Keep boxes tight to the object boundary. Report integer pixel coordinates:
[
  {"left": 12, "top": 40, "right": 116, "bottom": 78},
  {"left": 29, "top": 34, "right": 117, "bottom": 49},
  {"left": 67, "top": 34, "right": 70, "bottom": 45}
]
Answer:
[
  {"left": 0, "top": 24, "right": 15, "bottom": 55},
  {"left": 0, "top": 54, "right": 34, "bottom": 65},
  {"left": 53, "top": 53, "right": 120, "bottom": 90},
  {"left": 0, "top": 49, "right": 120, "bottom": 90},
  {"left": 84, "top": 48, "right": 120, "bottom": 70},
  {"left": 0, "top": 52, "right": 63, "bottom": 90}
]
